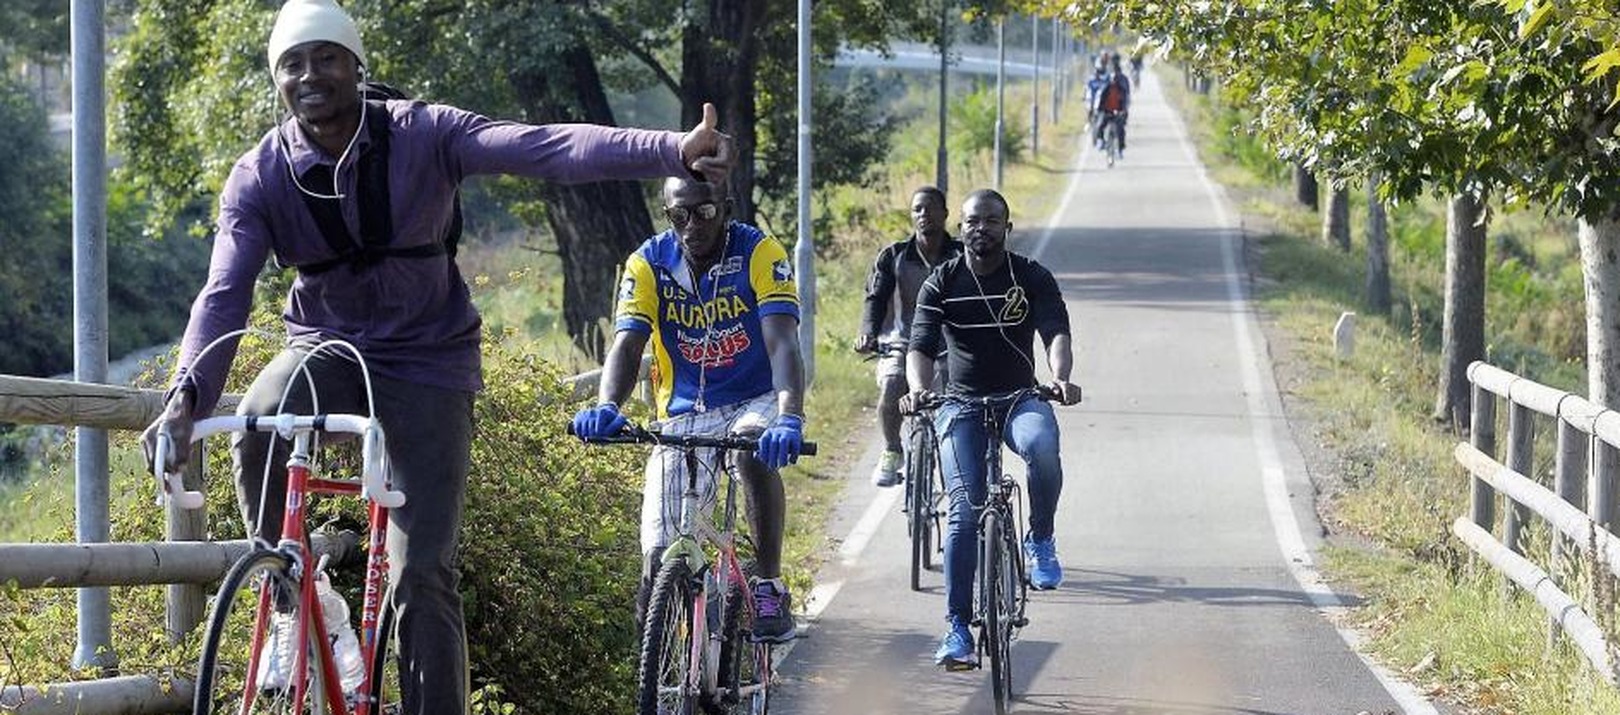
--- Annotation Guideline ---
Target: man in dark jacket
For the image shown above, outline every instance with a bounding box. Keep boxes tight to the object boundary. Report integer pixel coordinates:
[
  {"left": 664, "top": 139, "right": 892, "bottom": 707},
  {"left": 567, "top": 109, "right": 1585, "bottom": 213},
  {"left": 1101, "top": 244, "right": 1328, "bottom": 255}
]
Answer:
[{"left": 857, "top": 186, "right": 962, "bottom": 487}]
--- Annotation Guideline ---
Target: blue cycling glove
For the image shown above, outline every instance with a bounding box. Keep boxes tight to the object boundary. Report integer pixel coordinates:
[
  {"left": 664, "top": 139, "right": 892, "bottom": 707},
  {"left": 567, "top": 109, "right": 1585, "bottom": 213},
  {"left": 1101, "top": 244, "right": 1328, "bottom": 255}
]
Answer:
[
  {"left": 572, "top": 402, "right": 627, "bottom": 440},
  {"left": 755, "top": 414, "right": 804, "bottom": 471}
]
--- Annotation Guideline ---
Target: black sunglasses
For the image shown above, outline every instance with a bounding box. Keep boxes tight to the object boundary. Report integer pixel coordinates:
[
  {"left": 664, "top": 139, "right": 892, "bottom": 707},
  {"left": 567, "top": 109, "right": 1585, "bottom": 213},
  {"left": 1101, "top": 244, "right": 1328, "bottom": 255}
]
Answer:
[{"left": 664, "top": 202, "right": 723, "bottom": 227}]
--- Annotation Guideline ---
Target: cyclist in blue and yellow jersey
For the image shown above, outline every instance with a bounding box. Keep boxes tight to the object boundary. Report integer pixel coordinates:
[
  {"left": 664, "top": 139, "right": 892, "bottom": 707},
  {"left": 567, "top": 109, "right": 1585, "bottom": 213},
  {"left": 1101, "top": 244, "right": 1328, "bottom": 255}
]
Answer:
[{"left": 571, "top": 175, "right": 807, "bottom": 643}]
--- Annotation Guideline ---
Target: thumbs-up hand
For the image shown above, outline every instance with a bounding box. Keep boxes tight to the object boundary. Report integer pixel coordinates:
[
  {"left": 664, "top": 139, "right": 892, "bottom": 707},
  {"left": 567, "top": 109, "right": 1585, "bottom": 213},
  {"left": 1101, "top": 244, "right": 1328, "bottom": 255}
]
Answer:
[{"left": 679, "top": 102, "right": 735, "bottom": 185}]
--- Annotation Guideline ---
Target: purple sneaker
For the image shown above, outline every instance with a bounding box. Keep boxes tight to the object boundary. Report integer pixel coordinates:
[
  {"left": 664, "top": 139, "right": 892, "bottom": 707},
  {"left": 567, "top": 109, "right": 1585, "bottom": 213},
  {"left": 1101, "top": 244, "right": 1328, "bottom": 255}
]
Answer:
[{"left": 751, "top": 578, "right": 798, "bottom": 643}]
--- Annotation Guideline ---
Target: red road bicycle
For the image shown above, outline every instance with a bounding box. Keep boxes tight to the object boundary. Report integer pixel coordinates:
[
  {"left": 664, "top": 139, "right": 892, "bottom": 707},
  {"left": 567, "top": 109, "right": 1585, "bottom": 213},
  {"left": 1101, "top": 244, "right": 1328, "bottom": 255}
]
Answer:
[{"left": 156, "top": 412, "right": 405, "bottom": 715}]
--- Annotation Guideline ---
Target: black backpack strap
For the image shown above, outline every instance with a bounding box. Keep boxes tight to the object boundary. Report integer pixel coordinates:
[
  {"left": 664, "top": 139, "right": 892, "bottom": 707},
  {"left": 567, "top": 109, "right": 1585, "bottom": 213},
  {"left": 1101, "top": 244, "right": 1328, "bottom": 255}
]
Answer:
[{"left": 295, "top": 100, "right": 446, "bottom": 275}]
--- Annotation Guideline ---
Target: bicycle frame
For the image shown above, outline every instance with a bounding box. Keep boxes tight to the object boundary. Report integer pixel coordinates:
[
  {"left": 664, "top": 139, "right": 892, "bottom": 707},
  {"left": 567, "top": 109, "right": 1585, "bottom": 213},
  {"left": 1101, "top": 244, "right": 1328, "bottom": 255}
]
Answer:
[
  {"left": 164, "top": 414, "right": 400, "bottom": 715},
  {"left": 968, "top": 397, "right": 1031, "bottom": 636},
  {"left": 659, "top": 447, "right": 760, "bottom": 704}
]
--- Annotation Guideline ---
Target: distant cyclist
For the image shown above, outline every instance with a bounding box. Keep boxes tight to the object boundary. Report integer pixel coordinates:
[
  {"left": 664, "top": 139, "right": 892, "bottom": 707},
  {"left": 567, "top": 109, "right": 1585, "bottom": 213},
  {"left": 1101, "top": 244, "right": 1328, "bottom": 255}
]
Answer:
[
  {"left": 1091, "top": 54, "right": 1132, "bottom": 157},
  {"left": 902, "top": 188, "right": 1082, "bottom": 669},
  {"left": 572, "top": 175, "right": 806, "bottom": 644},
  {"left": 857, "top": 186, "right": 962, "bottom": 487},
  {"left": 1084, "top": 66, "right": 1110, "bottom": 128},
  {"left": 1129, "top": 52, "right": 1145, "bottom": 85}
]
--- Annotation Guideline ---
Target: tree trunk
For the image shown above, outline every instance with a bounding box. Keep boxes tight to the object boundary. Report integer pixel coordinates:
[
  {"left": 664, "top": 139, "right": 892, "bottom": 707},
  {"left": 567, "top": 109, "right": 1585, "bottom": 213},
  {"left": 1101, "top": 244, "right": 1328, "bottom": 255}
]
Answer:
[
  {"left": 1435, "top": 192, "right": 1488, "bottom": 426},
  {"left": 513, "top": 45, "right": 656, "bottom": 359},
  {"left": 1365, "top": 178, "right": 1391, "bottom": 315},
  {"left": 1293, "top": 164, "right": 1318, "bottom": 211},
  {"left": 681, "top": 0, "right": 764, "bottom": 225},
  {"left": 1580, "top": 213, "right": 1620, "bottom": 408},
  {"left": 1322, "top": 183, "right": 1350, "bottom": 251}
]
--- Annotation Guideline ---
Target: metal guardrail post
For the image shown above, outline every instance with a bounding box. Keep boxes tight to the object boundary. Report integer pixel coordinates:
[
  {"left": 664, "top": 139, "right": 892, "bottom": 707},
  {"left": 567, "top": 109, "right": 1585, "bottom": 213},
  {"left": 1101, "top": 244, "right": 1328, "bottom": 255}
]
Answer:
[
  {"left": 1502, "top": 403, "right": 1535, "bottom": 555},
  {"left": 1469, "top": 382, "right": 1498, "bottom": 530},
  {"left": 165, "top": 442, "right": 207, "bottom": 642}
]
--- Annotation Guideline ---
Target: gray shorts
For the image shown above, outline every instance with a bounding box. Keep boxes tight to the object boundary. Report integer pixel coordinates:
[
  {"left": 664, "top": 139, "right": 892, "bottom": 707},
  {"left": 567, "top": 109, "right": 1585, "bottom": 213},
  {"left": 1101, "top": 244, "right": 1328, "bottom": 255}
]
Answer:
[{"left": 640, "top": 393, "right": 778, "bottom": 553}]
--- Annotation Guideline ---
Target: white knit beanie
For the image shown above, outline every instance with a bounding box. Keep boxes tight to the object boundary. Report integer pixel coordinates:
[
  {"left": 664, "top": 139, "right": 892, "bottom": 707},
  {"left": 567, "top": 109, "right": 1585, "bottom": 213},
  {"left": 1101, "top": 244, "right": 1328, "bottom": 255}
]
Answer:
[{"left": 266, "top": 0, "right": 366, "bottom": 70}]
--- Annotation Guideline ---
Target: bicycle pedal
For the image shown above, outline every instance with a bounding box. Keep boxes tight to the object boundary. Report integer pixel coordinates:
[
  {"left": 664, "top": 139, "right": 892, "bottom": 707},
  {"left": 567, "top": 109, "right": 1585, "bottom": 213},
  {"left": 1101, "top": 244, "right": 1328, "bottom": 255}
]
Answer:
[
  {"left": 943, "top": 659, "right": 979, "bottom": 672},
  {"left": 1013, "top": 617, "right": 1029, "bottom": 628}
]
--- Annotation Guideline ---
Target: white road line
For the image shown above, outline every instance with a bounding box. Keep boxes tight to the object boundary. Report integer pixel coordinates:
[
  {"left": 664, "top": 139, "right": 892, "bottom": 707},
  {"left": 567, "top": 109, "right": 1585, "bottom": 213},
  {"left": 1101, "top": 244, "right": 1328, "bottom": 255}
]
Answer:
[
  {"left": 1030, "top": 134, "right": 1093, "bottom": 261},
  {"left": 1162, "top": 84, "right": 1441, "bottom": 715}
]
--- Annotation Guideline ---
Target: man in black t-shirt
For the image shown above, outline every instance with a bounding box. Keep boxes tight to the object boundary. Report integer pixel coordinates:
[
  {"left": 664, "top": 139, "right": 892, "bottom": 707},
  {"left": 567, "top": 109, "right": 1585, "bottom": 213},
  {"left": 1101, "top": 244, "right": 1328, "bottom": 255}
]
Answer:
[
  {"left": 904, "top": 188, "right": 1082, "bottom": 670},
  {"left": 857, "top": 186, "right": 963, "bottom": 487}
]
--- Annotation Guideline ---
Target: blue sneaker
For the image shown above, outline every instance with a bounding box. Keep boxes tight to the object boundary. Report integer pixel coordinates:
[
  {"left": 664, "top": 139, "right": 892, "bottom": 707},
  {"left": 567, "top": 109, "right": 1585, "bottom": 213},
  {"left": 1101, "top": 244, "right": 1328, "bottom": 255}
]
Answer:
[
  {"left": 934, "top": 615, "right": 977, "bottom": 668},
  {"left": 1025, "top": 535, "right": 1063, "bottom": 590}
]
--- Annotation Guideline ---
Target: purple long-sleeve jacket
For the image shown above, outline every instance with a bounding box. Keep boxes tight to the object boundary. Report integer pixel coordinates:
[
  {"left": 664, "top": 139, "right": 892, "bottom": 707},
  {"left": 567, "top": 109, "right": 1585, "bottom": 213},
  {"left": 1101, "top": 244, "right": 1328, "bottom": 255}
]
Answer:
[{"left": 171, "top": 99, "right": 689, "bottom": 417}]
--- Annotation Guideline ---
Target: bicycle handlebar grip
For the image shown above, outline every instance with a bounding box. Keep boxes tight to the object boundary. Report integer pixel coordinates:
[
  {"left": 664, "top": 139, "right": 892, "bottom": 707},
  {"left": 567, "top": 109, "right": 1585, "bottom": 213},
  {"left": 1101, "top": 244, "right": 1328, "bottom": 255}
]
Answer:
[
  {"left": 153, "top": 432, "right": 206, "bottom": 510},
  {"left": 361, "top": 422, "right": 406, "bottom": 509},
  {"left": 799, "top": 441, "right": 818, "bottom": 457}
]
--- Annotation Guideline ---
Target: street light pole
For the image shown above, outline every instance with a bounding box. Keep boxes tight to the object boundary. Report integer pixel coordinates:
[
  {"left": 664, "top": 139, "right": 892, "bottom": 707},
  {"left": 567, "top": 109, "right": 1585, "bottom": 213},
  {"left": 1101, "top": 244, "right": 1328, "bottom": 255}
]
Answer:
[
  {"left": 1051, "top": 20, "right": 1061, "bottom": 123},
  {"left": 70, "top": 0, "right": 114, "bottom": 673},
  {"left": 935, "top": 0, "right": 950, "bottom": 195},
  {"left": 1030, "top": 14, "right": 1039, "bottom": 155},
  {"left": 795, "top": 0, "right": 816, "bottom": 383},
  {"left": 994, "top": 15, "right": 1005, "bottom": 191}
]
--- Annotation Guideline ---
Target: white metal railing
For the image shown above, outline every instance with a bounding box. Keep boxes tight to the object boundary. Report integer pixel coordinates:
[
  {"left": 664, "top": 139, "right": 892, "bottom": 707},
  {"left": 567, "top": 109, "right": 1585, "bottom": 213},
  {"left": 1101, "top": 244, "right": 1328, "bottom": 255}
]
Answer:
[
  {"left": 1456, "top": 360, "right": 1620, "bottom": 684},
  {"left": 0, "top": 357, "right": 646, "bottom": 714}
]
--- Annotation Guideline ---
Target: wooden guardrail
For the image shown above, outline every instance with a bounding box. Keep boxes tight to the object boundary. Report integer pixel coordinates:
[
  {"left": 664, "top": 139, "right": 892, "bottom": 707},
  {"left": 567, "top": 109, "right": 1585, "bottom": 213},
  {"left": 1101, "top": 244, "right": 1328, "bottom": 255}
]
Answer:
[
  {"left": 1455, "top": 361, "right": 1620, "bottom": 684},
  {"left": 0, "top": 359, "right": 641, "bottom": 715}
]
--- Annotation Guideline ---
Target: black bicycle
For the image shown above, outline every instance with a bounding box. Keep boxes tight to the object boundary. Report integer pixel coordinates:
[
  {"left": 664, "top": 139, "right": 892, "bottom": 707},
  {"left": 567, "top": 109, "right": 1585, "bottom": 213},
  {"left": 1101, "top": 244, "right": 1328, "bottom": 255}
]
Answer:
[
  {"left": 915, "top": 385, "right": 1063, "bottom": 715},
  {"left": 862, "top": 342, "right": 946, "bottom": 591},
  {"left": 899, "top": 392, "right": 945, "bottom": 592}
]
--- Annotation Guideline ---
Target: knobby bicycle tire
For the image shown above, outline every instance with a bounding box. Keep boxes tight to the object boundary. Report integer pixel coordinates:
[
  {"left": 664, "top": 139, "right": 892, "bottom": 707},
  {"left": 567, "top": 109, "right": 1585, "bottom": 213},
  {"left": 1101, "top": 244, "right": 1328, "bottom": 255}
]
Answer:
[
  {"left": 982, "top": 509, "right": 1014, "bottom": 715},
  {"left": 196, "top": 548, "right": 325, "bottom": 715},
  {"left": 906, "top": 428, "right": 935, "bottom": 592},
  {"left": 714, "top": 577, "right": 771, "bottom": 715},
  {"left": 639, "top": 558, "right": 699, "bottom": 715}
]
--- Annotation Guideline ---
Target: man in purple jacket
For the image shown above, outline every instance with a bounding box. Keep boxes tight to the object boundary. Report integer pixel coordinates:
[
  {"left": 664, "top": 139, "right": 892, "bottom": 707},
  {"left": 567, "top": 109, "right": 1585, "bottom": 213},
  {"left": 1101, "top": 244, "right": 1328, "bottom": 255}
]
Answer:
[{"left": 139, "top": 1, "right": 734, "bottom": 712}]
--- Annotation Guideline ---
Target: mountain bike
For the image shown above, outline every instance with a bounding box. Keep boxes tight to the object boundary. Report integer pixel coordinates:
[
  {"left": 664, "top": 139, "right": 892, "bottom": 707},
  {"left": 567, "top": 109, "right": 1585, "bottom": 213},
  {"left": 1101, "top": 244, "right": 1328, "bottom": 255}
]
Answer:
[
  {"left": 156, "top": 411, "right": 406, "bottom": 715},
  {"left": 916, "top": 385, "right": 1062, "bottom": 715},
  {"left": 574, "top": 423, "right": 818, "bottom": 715}
]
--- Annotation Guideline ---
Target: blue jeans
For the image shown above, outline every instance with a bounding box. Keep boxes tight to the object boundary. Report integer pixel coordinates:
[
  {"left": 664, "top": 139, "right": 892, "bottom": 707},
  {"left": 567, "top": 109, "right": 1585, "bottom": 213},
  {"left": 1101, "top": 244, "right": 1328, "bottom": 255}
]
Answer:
[{"left": 935, "top": 395, "right": 1065, "bottom": 622}]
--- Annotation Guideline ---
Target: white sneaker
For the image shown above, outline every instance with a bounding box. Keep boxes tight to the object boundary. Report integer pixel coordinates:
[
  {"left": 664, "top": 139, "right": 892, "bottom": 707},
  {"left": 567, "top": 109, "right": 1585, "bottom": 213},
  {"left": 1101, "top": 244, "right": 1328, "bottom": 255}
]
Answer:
[
  {"left": 256, "top": 611, "right": 297, "bottom": 691},
  {"left": 871, "top": 450, "right": 903, "bottom": 487}
]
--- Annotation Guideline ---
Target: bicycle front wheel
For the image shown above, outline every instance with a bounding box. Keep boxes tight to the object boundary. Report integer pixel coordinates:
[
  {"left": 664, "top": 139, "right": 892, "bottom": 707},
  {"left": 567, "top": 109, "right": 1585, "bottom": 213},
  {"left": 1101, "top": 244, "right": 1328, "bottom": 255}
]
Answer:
[
  {"left": 905, "top": 428, "right": 936, "bottom": 592},
  {"left": 639, "top": 558, "right": 700, "bottom": 715},
  {"left": 981, "top": 510, "right": 1014, "bottom": 715},
  {"left": 195, "top": 548, "right": 325, "bottom": 715}
]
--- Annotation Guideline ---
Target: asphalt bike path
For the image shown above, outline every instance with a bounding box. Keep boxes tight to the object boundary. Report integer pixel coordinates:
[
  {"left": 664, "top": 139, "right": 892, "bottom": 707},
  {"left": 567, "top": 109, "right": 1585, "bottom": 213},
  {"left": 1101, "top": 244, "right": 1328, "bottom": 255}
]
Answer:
[{"left": 769, "top": 70, "right": 1443, "bottom": 715}]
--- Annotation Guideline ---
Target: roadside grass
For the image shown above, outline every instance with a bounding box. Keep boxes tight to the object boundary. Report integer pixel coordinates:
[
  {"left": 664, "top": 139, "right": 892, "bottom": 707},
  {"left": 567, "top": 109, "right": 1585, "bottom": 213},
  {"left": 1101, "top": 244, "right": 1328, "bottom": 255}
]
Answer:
[{"left": 1164, "top": 64, "right": 1620, "bottom": 714}]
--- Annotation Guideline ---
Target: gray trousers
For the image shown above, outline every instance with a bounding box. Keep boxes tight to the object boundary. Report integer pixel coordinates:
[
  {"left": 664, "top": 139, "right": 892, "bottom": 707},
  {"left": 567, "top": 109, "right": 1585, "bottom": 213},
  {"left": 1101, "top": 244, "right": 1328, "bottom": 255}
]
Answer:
[{"left": 235, "top": 347, "right": 474, "bottom": 715}]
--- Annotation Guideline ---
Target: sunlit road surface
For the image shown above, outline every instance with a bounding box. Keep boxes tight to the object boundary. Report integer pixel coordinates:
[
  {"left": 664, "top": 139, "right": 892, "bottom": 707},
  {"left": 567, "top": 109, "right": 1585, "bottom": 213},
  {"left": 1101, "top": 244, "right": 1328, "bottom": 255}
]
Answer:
[{"left": 768, "top": 70, "right": 1439, "bottom": 715}]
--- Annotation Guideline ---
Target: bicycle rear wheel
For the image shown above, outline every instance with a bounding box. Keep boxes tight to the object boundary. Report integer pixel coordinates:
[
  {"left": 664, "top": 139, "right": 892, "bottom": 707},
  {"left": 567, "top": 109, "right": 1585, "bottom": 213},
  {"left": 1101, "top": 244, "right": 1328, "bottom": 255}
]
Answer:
[
  {"left": 981, "top": 510, "right": 1014, "bottom": 715},
  {"left": 195, "top": 549, "right": 328, "bottom": 715},
  {"left": 715, "top": 578, "right": 771, "bottom": 714},
  {"left": 1105, "top": 123, "right": 1119, "bottom": 167},
  {"left": 639, "top": 558, "right": 700, "bottom": 715},
  {"left": 905, "top": 428, "right": 936, "bottom": 592}
]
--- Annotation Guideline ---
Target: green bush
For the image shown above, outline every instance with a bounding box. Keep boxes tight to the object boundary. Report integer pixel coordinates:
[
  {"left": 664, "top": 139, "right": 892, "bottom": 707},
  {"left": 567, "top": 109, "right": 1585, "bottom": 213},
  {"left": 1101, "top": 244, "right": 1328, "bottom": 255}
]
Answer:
[{"left": 2, "top": 315, "right": 647, "bottom": 715}]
